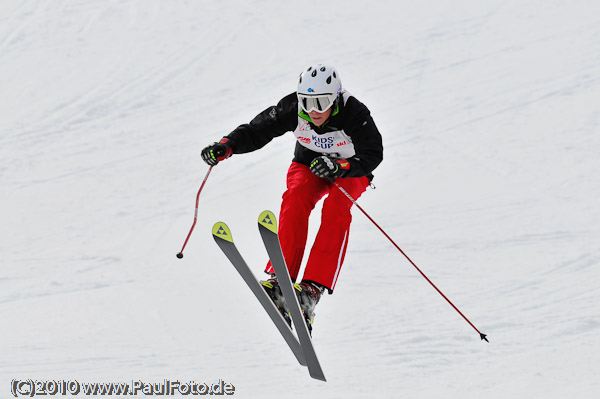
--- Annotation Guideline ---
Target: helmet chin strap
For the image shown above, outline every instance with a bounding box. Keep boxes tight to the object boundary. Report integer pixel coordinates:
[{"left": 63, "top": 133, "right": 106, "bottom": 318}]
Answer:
[{"left": 330, "top": 97, "right": 340, "bottom": 117}]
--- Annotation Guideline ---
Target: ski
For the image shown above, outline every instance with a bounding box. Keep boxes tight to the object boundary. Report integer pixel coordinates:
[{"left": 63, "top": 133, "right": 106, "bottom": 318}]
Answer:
[
  {"left": 212, "top": 222, "right": 306, "bottom": 367},
  {"left": 258, "top": 211, "right": 327, "bottom": 382}
]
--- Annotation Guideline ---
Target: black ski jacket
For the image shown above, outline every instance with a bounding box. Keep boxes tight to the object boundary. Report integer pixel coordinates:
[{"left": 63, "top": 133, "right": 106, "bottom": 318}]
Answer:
[{"left": 223, "top": 91, "right": 383, "bottom": 179}]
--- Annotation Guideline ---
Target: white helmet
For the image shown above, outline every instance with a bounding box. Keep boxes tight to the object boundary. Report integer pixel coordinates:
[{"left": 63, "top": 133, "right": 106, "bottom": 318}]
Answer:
[{"left": 297, "top": 64, "right": 342, "bottom": 113}]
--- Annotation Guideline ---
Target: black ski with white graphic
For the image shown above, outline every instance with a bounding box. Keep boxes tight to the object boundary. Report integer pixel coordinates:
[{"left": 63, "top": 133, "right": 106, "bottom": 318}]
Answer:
[
  {"left": 212, "top": 222, "right": 306, "bottom": 367},
  {"left": 258, "top": 211, "right": 326, "bottom": 382}
]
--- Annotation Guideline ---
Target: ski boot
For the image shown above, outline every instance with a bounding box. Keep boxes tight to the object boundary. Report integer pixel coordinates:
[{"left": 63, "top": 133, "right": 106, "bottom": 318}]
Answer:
[
  {"left": 261, "top": 278, "right": 292, "bottom": 328},
  {"left": 293, "top": 281, "right": 326, "bottom": 336}
]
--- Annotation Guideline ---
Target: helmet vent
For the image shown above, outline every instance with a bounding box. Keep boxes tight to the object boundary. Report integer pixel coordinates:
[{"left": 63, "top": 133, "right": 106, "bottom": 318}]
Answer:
[
  {"left": 333, "top": 71, "right": 337, "bottom": 78},
  {"left": 320, "top": 66, "right": 326, "bottom": 72},
  {"left": 307, "top": 66, "right": 312, "bottom": 71},
  {"left": 311, "top": 69, "right": 317, "bottom": 77},
  {"left": 326, "top": 76, "right": 332, "bottom": 84}
]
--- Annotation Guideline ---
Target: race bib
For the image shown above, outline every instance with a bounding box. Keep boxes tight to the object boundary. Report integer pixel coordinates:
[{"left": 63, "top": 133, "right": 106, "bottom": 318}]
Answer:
[{"left": 293, "top": 118, "right": 356, "bottom": 159}]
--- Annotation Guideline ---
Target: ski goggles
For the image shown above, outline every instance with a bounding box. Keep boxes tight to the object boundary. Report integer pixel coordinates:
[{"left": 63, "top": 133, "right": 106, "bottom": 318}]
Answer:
[{"left": 298, "top": 93, "right": 337, "bottom": 113}]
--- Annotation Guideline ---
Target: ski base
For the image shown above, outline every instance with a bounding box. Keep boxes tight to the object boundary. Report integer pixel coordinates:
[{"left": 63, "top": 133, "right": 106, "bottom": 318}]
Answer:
[
  {"left": 258, "top": 210, "right": 326, "bottom": 382},
  {"left": 212, "top": 222, "right": 306, "bottom": 367}
]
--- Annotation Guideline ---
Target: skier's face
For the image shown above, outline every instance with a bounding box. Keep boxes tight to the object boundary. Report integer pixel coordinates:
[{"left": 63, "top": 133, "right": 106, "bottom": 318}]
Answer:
[{"left": 308, "top": 108, "right": 332, "bottom": 126}]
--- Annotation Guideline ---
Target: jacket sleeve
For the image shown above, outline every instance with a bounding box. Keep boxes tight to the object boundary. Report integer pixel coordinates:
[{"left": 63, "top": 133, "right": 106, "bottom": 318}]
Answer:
[
  {"left": 223, "top": 93, "right": 298, "bottom": 154},
  {"left": 342, "top": 97, "right": 383, "bottom": 178}
]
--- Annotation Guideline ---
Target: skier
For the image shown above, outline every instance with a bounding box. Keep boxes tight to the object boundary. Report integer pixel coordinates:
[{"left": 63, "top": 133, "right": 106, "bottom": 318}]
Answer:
[{"left": 201, "top": 64, "right": 383, "bottom": 330}]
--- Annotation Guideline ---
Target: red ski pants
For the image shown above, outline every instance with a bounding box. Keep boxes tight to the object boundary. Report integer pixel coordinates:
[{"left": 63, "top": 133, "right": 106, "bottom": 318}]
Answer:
[{"left": 265, "top": 162, "right": 369, "bottom": 292}]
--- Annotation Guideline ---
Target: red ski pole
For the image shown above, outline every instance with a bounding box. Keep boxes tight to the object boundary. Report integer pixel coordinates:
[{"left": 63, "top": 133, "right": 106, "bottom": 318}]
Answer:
[
  {"left": 333, "top": 181, "right": 488, "bottom": 342},
  {"left": 176, "top": 166, "right": 213, "bottom": 259}
]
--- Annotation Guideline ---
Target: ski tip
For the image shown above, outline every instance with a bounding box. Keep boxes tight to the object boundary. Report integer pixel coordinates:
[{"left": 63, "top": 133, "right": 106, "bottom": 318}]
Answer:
[
  {"left": 480, "top": 333, "right": 489, "bottom": 343},
  {"left": 212, "top": 222, "right": 233, "bottom": 243},
  {"left": 258, "top": 210, "right": 277, "bottom": 234}
]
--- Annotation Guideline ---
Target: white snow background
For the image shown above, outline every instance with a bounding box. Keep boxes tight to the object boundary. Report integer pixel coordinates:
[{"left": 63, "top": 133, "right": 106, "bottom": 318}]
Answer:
[{"left": 1, "top": 0, "right": 599, "bottom": 398}]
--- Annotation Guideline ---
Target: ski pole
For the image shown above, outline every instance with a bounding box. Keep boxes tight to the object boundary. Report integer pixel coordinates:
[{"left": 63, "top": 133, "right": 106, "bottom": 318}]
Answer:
[
  {"left": 333, "top": 181, "right": 488, "bottom": 342},
  {"left": 176, "top": 166, "right": 213, "bottom": 259}
]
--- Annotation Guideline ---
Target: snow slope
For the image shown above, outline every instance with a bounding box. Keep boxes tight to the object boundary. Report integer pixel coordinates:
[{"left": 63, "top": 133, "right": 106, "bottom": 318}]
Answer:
[{"left": 1, "top": 0, "right": 599, "bottom": 398}]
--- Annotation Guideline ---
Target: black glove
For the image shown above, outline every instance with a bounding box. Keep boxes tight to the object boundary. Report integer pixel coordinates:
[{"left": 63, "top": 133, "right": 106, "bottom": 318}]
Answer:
[
  {"left": 201, "top": 138, "right": 233, "bottom": 166},
  {"left": 310, "top": 156, "right": 350, "bottom": 180}
]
